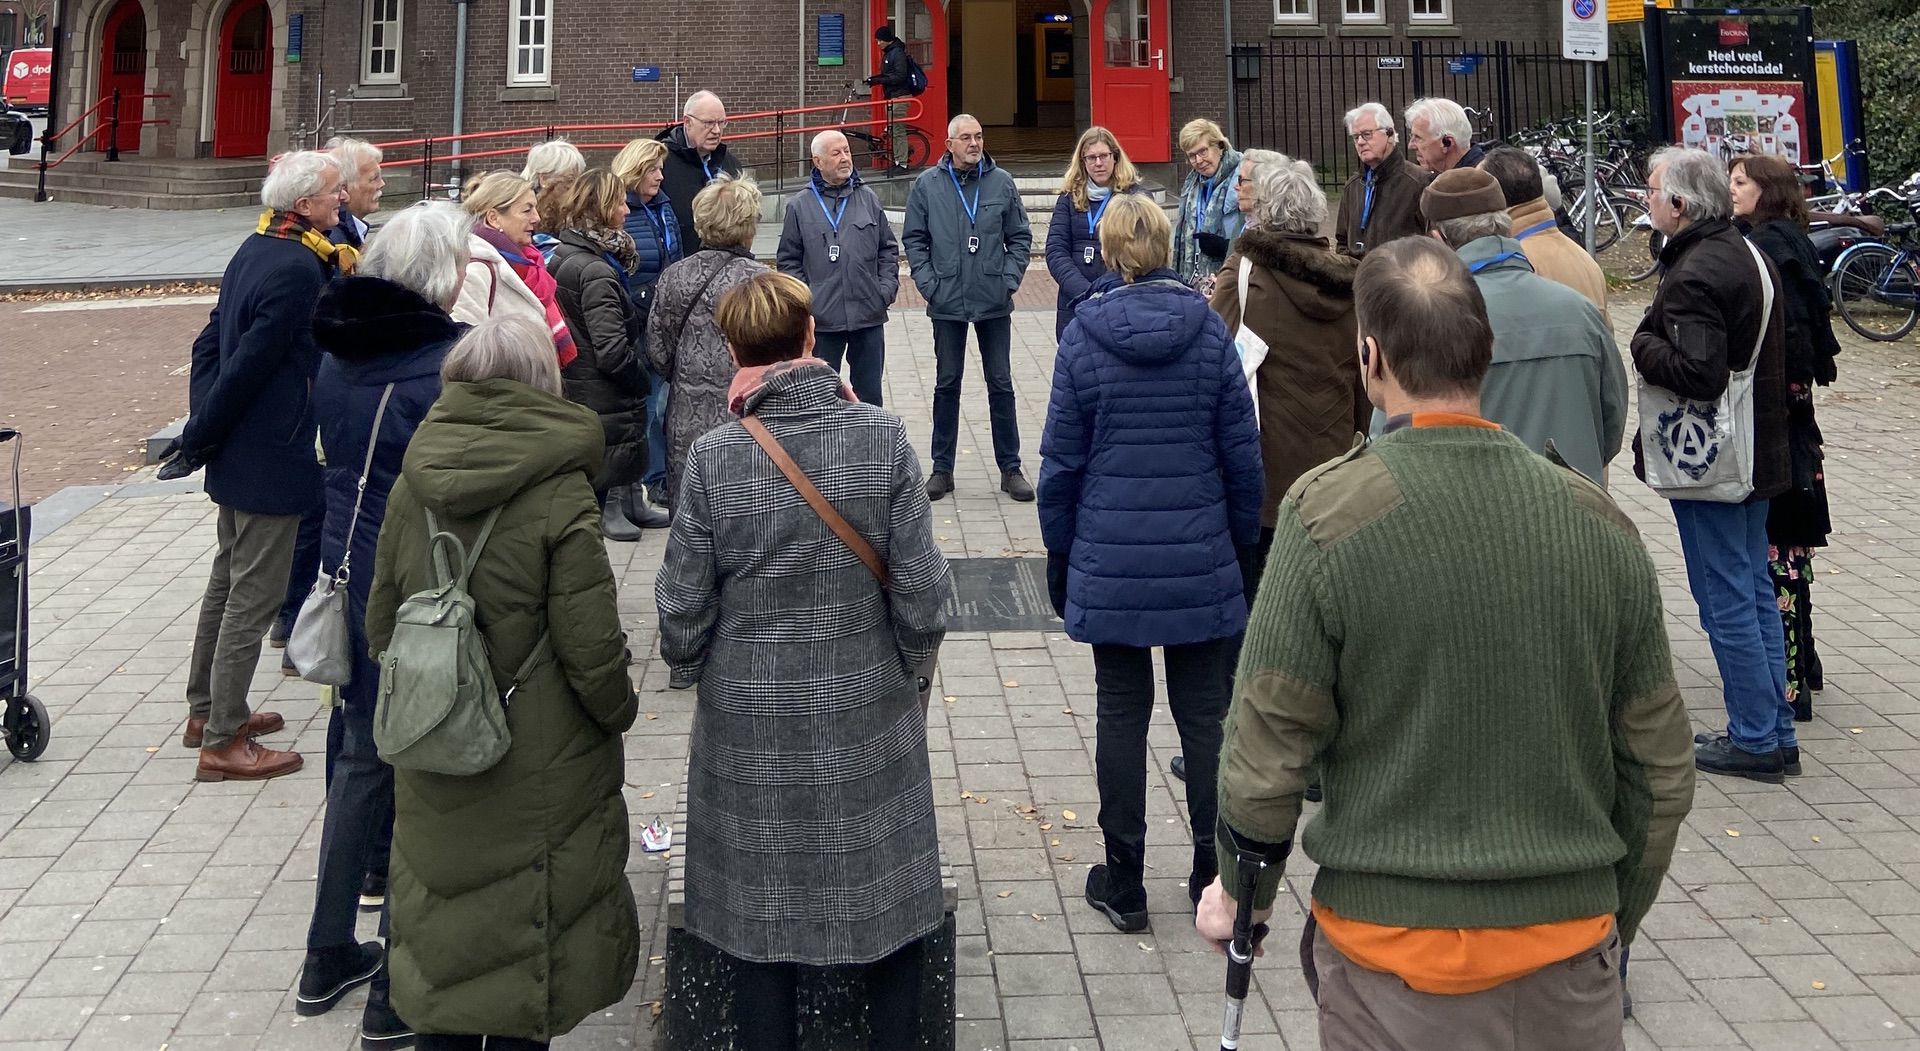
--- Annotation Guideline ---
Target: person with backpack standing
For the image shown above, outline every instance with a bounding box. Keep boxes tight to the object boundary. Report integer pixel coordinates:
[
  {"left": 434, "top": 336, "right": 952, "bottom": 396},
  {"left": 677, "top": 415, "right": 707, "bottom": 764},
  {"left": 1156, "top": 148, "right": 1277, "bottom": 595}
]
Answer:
[
  {"left": 366, "top": 315, "right": 640, "bottom": 1051},
  {"left": 867, "top": 25, "right": 924, "bottom": 99}
]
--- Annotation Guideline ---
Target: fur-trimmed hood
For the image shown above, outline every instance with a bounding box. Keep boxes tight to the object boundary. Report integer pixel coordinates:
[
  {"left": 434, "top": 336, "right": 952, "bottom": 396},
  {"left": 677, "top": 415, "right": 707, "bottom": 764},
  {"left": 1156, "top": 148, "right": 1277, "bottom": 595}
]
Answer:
[{"left": 1233, "top": 227, "right": 1357, "bottom": 322}]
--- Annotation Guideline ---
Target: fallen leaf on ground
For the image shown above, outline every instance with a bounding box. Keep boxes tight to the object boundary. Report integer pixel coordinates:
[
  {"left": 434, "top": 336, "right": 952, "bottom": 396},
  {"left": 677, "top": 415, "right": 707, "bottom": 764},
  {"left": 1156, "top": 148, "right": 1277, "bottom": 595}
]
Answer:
[
  {"left": 997, "top": 891, "right": 1013, "bottom": 898},
  {"left": 1004, "top": 680, "right": 1020, "bottom": 688},
  {"left": 1016, "top": 804, "right": 1037, "bottom": 814},
  {"left": 1062, "top": 809, "right": 1077, "bottom": 821},
  {"left": 1812, "top": 980, "right": 1826, "bottom": 989},
  {"left": 1725, "top": 829, "right": 1741, "bottom": 837},
  {"left": 641, "top": 791, "right": 656, "bottom": 799},
  {"left": 1030, "top": 913, "right": 1045, "bottom": 921},
  {"left": 1137, "top": 942, "right": 1154, "bottom": 952},
  {"left": 961, "top": 790, "right": 974, "bottom": 800},
  {"left": 1050, "top": 838, "right": 1060, "bottom": 847},
  {"left": 1039, "top": 822, "right": 1052, "bottom": 831},
  {"left": 645, "top": 713, "right": 658, "bottom": 721}
]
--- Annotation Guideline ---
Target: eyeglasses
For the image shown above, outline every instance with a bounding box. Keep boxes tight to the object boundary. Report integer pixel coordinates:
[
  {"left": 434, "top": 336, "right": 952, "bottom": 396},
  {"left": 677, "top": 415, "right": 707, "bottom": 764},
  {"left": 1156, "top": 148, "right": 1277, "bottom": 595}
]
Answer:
[
  {"left": 1184, "top": 147, "right": 1215, "bottom": 163},
  {"left": 1082, "top": 152, "right": 1114, "bottom": 164},
  {"left": 687, "top": 114, "right": 730, "bottom": 131},
  {"left": 1352, "top": 128, "right": 1385, "bottom": 143}
]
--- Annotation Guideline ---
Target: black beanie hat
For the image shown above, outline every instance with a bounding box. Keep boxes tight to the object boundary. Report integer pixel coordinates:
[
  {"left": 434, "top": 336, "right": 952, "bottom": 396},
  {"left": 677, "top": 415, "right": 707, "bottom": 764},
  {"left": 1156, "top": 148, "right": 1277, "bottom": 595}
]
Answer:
[{"left": 875, "top": 25, "right": 896, "bottom": 42}]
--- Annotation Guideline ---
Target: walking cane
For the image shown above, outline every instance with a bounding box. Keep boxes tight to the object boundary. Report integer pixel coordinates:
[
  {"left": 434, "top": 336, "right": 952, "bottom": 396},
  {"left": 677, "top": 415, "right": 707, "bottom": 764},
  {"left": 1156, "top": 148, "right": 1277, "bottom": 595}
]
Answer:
[{"left": 1218, "top": 843, "right": 1274, "bottom": 1051}]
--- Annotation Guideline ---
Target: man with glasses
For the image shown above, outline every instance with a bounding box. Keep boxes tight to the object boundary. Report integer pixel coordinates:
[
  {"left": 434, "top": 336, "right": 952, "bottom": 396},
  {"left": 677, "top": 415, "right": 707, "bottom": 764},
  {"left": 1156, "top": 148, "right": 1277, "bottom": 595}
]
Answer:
[
  {"left": 656, "top": 90, "right": 743, "bottom": 254},
  {"left": 1335, "top": 102, "right": 1431, "bottom": 257},
  {"left": 904, "top": 113, "right": 1034, "bottom": 503}
]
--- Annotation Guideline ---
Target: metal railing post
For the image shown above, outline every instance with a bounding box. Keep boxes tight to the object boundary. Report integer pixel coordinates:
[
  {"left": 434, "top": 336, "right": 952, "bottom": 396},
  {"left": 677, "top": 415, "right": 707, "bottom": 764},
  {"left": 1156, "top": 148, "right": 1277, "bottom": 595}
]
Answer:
[
  {"left": 105, "top": 89, "right": 121, "bottom": 162},
  {"left": 422, "top": 136, "right": 435, "bottom": 202},
  {"left": 1411, "top": 40, "right": 1426, "bottom": 100}
]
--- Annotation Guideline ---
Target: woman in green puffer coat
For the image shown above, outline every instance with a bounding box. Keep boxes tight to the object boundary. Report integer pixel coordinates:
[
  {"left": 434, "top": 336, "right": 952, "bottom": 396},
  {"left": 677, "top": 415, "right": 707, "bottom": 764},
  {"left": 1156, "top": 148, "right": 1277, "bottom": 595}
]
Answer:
[{"left": 366, "top": 315, "right": 640, "bottom": 1050}]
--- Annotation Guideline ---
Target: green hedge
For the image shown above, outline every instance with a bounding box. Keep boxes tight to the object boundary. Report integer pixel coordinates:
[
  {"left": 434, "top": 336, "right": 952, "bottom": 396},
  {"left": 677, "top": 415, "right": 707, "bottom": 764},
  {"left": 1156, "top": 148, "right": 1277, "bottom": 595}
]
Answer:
[{"left": 1815, "top": 2, "right": 1920, "bottom": 188}]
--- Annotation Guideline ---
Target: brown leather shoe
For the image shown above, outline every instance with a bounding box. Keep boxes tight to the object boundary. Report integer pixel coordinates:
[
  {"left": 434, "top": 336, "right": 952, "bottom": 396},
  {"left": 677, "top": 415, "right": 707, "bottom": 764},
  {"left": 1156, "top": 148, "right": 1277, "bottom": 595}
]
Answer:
[
  {"left": 195, "top": 736, "right": 304, "bottom": 782},
  {"left": 181, "top": 710, "right": 288, "bottom": 749}
]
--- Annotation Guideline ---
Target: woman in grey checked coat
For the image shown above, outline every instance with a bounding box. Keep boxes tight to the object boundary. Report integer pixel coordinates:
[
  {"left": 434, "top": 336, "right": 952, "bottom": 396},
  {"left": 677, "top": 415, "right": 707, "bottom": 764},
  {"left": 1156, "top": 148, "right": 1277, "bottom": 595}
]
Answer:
[
  {"left": 655, "top": 271, "right": 951, "bottom": 1047},
  {"left": 644, "top": 176, "right": 767, "bottom": 504}
]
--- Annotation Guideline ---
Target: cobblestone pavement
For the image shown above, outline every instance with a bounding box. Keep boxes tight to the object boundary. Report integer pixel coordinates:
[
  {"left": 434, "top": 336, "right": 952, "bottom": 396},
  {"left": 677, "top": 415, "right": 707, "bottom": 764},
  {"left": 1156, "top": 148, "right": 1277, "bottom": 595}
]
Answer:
[{"left": 1, "top": 302, "right": 1917, "bottom": 1051}]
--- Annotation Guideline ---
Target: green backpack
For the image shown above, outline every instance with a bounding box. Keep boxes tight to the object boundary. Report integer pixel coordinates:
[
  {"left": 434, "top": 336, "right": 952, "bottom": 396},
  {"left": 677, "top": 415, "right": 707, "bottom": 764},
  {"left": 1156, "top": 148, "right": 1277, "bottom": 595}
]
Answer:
[{"left": 373, "top": 506, "right": 547, "bottom": 776}]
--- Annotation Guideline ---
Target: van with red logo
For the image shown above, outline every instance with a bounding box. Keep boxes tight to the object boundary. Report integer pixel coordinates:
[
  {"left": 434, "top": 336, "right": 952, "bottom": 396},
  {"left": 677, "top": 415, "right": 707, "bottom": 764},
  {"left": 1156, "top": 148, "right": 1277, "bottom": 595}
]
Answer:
[{"left": 4, "top": 47, "right": 53, "bottom": 114}]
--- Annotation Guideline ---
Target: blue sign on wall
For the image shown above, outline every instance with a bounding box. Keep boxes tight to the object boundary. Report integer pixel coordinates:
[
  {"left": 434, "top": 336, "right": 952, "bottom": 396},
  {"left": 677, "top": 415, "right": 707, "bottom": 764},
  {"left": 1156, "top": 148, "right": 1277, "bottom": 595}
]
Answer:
[
  {"left": 1446, "top": 54, "right": 1483, "bottom": 74},
  {"left": 632, "top": 66, "right": 661, "bottom": 82},
  {"left": 817, "top": 14, "right": 845, "bottom": 67},
  {"left": 287, "top": 14, "right": 302, "bottom": 63}
]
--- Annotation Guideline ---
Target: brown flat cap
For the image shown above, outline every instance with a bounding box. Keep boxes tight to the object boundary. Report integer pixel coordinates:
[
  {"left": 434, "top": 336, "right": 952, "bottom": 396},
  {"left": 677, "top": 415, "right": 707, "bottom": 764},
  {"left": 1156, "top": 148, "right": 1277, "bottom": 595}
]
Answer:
[{"left": 1421, "top": 168, "right": 1507, "bottom": 223}]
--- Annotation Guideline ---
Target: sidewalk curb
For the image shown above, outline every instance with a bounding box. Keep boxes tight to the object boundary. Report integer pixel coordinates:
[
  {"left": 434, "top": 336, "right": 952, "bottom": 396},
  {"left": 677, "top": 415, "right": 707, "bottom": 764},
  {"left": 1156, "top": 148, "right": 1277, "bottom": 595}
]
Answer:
[
  {"left": 30, "top": 472, "right": 201, "bottom": 543},
  {"left": 0, "top": 274, "right": 226, "bottom": 295}
]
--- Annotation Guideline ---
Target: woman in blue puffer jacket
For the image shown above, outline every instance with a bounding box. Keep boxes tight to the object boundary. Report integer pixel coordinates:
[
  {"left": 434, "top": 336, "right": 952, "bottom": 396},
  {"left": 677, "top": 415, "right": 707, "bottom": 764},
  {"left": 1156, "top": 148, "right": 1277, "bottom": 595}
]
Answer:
[
  {"left": 613, "top": 138, "right": 684, "bottom": 510},
  {"left": 1038, "top": 192, "right": 1264, "bottom": 936}
]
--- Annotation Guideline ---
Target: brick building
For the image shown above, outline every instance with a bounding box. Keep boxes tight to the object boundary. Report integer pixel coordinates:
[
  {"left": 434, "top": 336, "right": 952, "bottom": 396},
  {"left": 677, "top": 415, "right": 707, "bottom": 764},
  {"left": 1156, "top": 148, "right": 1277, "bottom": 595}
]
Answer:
[{"left": 36, "top": 0, "right": 1560, "bottom": 182}]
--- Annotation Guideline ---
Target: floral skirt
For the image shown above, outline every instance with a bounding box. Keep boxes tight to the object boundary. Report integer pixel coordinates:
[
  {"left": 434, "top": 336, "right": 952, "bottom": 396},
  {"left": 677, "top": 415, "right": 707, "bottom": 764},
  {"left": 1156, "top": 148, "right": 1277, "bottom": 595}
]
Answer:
[{"left": 1768, "top": 545, "right": 1822, "bottom": 721}]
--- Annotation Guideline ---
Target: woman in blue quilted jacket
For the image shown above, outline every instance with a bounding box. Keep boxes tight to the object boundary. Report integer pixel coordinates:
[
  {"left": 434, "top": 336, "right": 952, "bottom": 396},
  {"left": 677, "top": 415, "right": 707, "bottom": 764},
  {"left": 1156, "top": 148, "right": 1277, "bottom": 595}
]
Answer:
[{"left": 1037, "top": 193, "right": 1264, "bottom": 933}]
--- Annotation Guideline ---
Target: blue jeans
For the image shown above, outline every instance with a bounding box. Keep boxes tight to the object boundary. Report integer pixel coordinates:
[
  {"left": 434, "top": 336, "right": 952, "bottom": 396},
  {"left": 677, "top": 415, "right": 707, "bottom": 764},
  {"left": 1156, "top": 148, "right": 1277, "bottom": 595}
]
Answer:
[
  {"left": 930, "top": 315, "right": 1020, "bottom": 474},
  {"left": 644, "top": 368, "right": 670, "bottom": 489},
  {"left": 1672, "top": 499, "right": 1795, "bottom": 755},
  {"left": 816, "top": 325, "right": 887, "bottom": 407}
]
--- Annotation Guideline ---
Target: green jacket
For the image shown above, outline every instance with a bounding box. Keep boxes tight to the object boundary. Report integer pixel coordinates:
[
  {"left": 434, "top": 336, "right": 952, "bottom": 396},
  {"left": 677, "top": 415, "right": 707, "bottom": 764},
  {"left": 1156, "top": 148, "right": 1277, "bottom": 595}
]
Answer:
[
  {"left": 367, "top": 378, "right": 640, "bottom": 1040},
  {"left": 1218, "top": 425, "right": 1694, "bottom": 945}
]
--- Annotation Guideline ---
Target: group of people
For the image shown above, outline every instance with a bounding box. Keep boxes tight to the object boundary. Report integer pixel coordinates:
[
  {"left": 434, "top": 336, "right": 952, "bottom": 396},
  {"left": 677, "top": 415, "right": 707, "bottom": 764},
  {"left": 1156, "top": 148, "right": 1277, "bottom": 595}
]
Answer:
[{"left": 160, "top": 71, "right": 1844, "bottom": 1049}]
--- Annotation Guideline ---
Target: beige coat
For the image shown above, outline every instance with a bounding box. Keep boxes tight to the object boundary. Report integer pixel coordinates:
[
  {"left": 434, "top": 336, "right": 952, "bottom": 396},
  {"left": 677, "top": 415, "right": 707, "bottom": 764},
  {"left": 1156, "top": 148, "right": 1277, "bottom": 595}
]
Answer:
[
  {"left": 451, "top": 234, "right": 547, "bottom": 329},
  {"left": 1509, "top": 197, "right": 1608, "bottom": 312}
]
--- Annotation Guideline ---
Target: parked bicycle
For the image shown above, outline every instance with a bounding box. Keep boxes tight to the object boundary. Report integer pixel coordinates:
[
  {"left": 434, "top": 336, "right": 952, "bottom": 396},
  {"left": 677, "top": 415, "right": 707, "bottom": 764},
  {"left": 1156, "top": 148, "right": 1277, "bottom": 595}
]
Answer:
[
  {"left": 835, "top": 83, "right": 932, "bottom": 176},
  {"left": 1827, "top": 172, "right": 1920, "bottom": 342}
]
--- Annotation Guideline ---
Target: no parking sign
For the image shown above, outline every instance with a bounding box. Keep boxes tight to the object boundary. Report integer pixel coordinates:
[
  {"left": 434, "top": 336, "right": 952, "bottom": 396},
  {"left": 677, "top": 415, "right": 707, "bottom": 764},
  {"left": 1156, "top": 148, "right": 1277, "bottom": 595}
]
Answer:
[{"left": 1564, "top": 0, "right": 1609, "bottom": 61}]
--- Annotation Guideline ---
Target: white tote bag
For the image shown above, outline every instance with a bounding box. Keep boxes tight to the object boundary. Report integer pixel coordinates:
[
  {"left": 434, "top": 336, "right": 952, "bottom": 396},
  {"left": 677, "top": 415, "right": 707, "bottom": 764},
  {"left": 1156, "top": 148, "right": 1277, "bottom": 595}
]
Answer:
[
  {"left": 1232, "top": 256, "right": 1269, "bottom": 425},
  {"left": 1636, "top": 239, "right": 1773, "bottom": 504}
]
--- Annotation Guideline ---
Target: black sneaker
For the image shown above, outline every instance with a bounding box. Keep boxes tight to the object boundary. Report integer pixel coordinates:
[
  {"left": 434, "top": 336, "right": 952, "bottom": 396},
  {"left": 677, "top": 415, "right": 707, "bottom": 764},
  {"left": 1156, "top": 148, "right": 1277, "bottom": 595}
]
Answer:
[
  {"left": 1085, "top": 864, "right": 1149, "bottom": 933},
  {"left": 1694, "top": 735, "right": 1785, "bottom": 784},
  {"left": 297, "top": 941, "right": 384, "bottom": 1016},
  {"left": 1695, "top": 733, "right": 1801, "bottom": 776},
  {"left": 360, "top": 978, "right": 415, "bottom": 1049},
  {"left": 926, "top": 471, "right": 954, "bottom": 501},
  {"left": 1001, "top": 470, "right": 1035, "bottom": 502},
  {"left": 646, "top": 481, "right": 671, "bottom": 510},
  {"left": 1170, "top": 755, "right": 1187, "bottom": 782},
  {"left": 359, "top": 871, "right": 387, "bottom": 912}
]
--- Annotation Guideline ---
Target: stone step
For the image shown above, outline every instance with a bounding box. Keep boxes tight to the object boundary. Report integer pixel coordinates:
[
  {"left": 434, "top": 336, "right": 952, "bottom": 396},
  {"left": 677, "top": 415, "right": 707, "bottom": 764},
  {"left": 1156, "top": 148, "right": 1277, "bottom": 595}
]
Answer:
[
  {"left": 0, "top": 167, "right": 261, "bottom": 196},
  {"left": 7, "top": 155, "right": 267, "bottom": 182},
  {"left": 0, "top": 178, "right": 258, "bottom": 210}
]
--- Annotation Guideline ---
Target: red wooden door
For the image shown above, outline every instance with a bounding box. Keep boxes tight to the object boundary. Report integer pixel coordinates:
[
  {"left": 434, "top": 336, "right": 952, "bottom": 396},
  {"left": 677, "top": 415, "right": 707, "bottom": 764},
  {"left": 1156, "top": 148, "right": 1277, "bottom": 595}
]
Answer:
[
  {"left": 1089, "top": 0, "right": 1171, "bottom": 163},
  {"left": 870, "top": 0, "right": 948, "bottom": 163},
  {"left": 213, "top": 0, "right": 271, "bottom": 158},
  {"left": 94, "top": 0, "right": 145, "bottom": 154}
]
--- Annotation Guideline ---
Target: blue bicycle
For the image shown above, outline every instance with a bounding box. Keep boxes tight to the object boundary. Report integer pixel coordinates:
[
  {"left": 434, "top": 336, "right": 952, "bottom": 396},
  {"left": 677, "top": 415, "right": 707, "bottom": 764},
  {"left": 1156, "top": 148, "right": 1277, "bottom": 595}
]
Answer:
[{"left": 1829, "top": 173, "right": 1920, "bottom": 342}]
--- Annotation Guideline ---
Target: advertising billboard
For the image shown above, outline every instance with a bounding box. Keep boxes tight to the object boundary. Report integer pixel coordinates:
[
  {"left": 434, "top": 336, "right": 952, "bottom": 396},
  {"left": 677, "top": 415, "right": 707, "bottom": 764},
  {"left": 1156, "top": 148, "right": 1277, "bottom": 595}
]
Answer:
[{"left": 1646, "top": 8, "right": 1820, "bottom": 165}]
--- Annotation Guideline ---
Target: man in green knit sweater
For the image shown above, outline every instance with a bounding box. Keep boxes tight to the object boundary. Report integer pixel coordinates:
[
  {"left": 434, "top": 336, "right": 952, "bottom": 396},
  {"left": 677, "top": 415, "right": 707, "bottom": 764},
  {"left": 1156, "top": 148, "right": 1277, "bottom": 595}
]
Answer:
[{"left": 1195, "top": 237, "right": 1695, "bottom": 1050}]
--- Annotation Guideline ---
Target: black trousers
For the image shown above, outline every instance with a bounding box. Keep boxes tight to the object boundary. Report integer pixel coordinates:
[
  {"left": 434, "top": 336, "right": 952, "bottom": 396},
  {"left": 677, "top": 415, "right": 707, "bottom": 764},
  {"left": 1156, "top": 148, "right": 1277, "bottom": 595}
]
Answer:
[
  {"left": 415, "top": 1036, "right": 548, "bottom": 1050},
  {"left": 729, "top": 938, "right": 924, "bottom": 1050},
  {"left": 1091, "top": 637, "right": 1237, "bottom": 878},
  {"left": 816, "top": 325, "right": 887, "bottom": 408}
]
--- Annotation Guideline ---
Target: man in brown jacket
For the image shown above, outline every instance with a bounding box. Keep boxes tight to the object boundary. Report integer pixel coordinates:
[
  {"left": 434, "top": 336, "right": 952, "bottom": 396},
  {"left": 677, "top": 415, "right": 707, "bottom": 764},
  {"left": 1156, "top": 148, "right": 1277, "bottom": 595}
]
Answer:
[
  {"left": 1481, "top": 147, "right": 1608, "bottom": 311},
  {"left": 1334, "top": 102, "right": 1432, "bottom": 258}
]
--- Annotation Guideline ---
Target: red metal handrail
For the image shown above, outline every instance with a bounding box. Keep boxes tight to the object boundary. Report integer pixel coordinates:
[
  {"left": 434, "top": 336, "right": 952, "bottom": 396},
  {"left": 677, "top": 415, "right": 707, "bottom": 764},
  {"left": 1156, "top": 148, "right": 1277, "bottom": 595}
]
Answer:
[
  {"left": 370, "top": 95, "right": 924, "bottom": 198},
  {"left": 42, "top": 90, "right": 171, "bottom": 170}
]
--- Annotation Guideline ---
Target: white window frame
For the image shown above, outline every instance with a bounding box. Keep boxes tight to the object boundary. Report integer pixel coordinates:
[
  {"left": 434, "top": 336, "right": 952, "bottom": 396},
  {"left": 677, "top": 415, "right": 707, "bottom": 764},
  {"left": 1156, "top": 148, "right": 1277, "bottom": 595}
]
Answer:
[
  {"left": 1409, "top": 0, "right": 1452, "bottom": 23},
  {"left": 508, "top": 0, "right": 552, "bottom": 86},
  {"left": 1272, "top": 0, "right": 1316, "bottom": 25},
  {"left": 1342, "top": 0, "right": 1384, "bottom": 24},
  {"left": 360, "top": 0, "right": 402, "bottom": 85}
]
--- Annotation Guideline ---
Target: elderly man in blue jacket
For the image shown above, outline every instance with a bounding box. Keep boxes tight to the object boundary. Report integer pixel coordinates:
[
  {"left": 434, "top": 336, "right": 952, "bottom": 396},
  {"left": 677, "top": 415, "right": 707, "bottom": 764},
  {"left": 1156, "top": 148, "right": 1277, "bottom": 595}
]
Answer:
[
  {"left": 167, "top": 150, "right": 354, "bottom": 783},
  {"left": 903, "top": 113, "right": 1033, "bottom": 503}
]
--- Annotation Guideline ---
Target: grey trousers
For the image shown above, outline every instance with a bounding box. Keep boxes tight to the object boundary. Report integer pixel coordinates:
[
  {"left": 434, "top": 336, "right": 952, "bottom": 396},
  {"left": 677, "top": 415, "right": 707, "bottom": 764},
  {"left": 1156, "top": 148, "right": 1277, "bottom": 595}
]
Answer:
[
  {"left": 1303, "top": 914, "right": 1625, "bottom": 1051},
  {"left": 185, "top": 506, "right": 301, "bottom": 749}
]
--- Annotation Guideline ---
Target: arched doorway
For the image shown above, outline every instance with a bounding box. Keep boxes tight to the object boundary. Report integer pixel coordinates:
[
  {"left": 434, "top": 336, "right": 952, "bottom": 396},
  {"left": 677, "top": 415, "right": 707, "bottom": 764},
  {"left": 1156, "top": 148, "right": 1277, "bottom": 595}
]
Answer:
[
  {"left": 95, "top": 0, "right": 146, "bottom": 154},
  {"left": 213, "top": 0, "right": 271, "bottom": 157}
]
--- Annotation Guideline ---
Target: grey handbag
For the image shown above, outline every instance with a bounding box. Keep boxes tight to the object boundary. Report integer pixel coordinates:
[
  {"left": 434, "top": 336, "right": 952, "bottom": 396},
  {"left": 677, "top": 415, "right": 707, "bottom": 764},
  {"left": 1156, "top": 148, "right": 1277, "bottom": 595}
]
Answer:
[{"left": 288, "top": 384, "right": 394, "bottom": 687}]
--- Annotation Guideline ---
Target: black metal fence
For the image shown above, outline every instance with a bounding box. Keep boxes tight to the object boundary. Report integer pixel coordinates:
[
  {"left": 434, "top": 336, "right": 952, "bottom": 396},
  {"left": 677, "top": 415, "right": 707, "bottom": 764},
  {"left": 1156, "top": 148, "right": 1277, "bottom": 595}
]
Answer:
[{"left": 1230, "top": 39, "right": 1625, "bottom": 189}]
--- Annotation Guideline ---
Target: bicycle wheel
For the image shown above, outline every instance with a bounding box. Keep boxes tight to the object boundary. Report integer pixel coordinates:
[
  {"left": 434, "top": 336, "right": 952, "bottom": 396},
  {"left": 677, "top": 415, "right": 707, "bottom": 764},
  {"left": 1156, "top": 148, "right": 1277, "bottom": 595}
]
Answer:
[
  {"left": 900, "top": 127, "right": 933, "bottom": 171},
  {"left": 843, "top": 130, "right": 885, "bottom": 172},
  {"left": 1589, "top": 198, "right": 1658, "bottom": 279},
  {"left": 1832, "top": 245, "right": 1920, "bottom": 342}
]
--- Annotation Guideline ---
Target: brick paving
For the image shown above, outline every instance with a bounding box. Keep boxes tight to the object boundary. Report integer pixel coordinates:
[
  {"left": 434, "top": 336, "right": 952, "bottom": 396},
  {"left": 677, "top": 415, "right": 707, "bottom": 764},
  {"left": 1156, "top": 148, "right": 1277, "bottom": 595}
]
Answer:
[{"left": 0, "top": 301, "right": 1917, "bottom": 1051}]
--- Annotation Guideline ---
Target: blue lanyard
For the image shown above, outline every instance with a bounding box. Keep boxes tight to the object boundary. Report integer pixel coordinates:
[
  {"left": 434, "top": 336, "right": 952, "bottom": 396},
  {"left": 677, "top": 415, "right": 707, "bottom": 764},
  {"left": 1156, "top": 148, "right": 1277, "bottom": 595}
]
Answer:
[
  {"left": 1088, "top": 194, "right": 1112, "bottom": 238},
  {"left": 1360, "top": 168, "right": 1377, "bottom": 230},
  {"left": 1469, "top": 251, "right": 1525, "bottom": 274},
  {"left": 947, "top": 165, "right": 981, "bottom": 228},
  {"left": 1195, "top": 176, "right": 1215, "bottom": 231},
  {"left": 1514, "top": 219, "right": 1556, "bottom": 240},
  {"left": 810, "top": 186, "right": 849, "bottom": 235},
  {"left": 701, "top": 156, "right": 714, "bottom": 180}
]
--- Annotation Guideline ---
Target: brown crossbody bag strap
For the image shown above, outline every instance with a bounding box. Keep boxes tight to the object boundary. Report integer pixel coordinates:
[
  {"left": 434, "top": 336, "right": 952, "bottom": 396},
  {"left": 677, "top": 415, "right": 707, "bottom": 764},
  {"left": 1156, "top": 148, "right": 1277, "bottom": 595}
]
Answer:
[{"left": 740, "top": 416, "right": 889, "bottom": 588}]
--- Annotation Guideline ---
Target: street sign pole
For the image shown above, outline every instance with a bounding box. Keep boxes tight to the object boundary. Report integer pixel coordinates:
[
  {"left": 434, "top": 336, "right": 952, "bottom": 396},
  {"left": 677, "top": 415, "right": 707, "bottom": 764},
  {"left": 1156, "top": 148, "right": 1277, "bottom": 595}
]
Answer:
[{"left": 1563, "top": 0, "right": 1609, "bottom": 253}]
